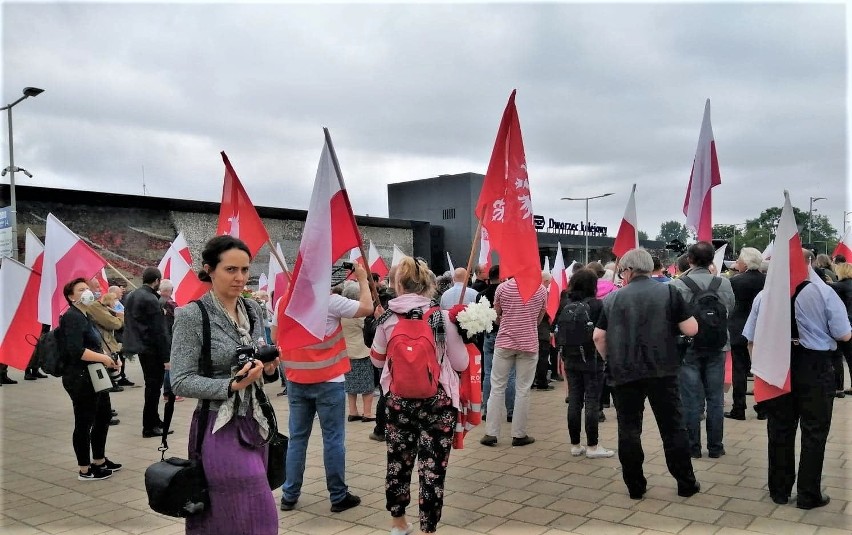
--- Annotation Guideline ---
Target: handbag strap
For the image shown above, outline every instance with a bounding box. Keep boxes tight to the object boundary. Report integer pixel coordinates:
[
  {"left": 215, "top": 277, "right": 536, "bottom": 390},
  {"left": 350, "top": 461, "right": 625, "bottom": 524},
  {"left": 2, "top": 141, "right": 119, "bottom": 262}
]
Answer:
[{"left": 159, "top": 300, "right": 212, "bottom": 459}]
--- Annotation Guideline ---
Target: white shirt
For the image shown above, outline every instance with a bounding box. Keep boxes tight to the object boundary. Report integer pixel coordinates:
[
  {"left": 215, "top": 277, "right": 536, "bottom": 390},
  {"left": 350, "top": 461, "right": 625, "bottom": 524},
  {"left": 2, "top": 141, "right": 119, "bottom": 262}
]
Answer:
[{"left": 440, "top": 282, "right": 477, "bottom": 310}]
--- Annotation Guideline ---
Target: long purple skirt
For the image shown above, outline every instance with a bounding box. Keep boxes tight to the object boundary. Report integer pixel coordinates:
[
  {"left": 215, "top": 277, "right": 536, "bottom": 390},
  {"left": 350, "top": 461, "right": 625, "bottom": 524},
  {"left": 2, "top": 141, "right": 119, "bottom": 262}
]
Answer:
[{"left": 186, "top": 409, "right": 278, "bottom": 535}]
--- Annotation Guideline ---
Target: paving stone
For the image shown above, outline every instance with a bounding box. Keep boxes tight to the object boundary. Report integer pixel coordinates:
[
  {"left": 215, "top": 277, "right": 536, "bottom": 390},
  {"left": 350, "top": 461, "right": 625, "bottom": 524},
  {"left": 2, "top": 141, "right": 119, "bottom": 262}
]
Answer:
[
  {"left": 659, "top": 502, "right": 724, "bottom": 524},
  {"left": 622, "top": 511, "right": 690, "bottom": 533},
  {"left": 747, "top": 516, "right": 819, "bottom": 535}
]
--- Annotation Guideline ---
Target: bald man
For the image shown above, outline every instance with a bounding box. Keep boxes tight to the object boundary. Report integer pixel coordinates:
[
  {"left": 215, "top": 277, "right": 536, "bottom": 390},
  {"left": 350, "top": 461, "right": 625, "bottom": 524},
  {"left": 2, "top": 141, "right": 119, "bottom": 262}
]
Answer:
[{"left": 440, "top": 267, "right": 477, "bottom": 310}]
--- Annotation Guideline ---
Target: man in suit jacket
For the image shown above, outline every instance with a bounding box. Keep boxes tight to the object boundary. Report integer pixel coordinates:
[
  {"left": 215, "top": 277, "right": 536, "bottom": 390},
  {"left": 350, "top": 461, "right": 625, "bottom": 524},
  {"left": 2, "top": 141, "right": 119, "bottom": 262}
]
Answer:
[{"left": 726, "top": 248, "right": 767, "bottom": 420}]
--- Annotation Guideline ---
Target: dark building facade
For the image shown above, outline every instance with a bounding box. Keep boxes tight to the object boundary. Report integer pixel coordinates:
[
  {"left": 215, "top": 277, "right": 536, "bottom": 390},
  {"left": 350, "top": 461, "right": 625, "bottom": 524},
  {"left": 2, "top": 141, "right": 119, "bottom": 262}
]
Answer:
[{"left": 388, "top": 172, "right": 667, "bottom": 270}]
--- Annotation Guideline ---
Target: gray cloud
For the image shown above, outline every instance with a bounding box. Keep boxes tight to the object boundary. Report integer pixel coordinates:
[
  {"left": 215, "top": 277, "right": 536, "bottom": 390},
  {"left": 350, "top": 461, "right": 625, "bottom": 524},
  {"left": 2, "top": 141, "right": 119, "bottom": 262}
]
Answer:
[{"left": 2, "top": 2, "right": 846, "bottom": 245}]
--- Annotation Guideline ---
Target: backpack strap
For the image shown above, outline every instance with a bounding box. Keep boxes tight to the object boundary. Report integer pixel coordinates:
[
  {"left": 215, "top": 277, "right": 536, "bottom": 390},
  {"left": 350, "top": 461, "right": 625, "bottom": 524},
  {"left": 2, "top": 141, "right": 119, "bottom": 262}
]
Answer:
[
  {"left": 790, "top": 280, "right": 811, "bottom": 342},
  {"left": 708, "top": 277, "right": 722, "bottom": 293},
  {"left": 240, "top": 297, "right": 256, "bottom": 334},
  {"left": 680, "top": 276, "right": 702, "bottom": 296}
]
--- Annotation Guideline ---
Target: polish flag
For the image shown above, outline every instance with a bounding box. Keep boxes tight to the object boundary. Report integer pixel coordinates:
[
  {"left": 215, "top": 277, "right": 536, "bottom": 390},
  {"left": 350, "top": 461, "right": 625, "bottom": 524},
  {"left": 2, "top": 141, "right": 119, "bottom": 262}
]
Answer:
[
  {"left": 751, "top": 192, "right": 808, "bottom": 403},
  {"left": 93, "top": 268, "right": 109, "bottom": 294},
  {"left": 368, "top": 241, "right": 389, "bottom": 279},
  {"left": 267, "top": 243, "right": 291, "bottom": 302},
  {"left": 217, "top": 152, "right": 271, "bottom": 256},
  {"left": 474, "top": 90, "right": 541, "bottom": 301},
  {"left": 712, "top": 244, "right": 727, "bottom": 274},
  {"left": 833, "top": 228, "right": 852, "bottom": 260},
  {"left": 0, "top": 258, "right": 43, "bottom": 370},
  {"left": 762, "top": 240, "right": 774, "bottom": 261},
  {"left": 157, "top": 233, "right": 207, "bottom": 306},
  {"left": 391, "top": 244, "right": 406, "bottom": 268},
  {"left": 478, "top": 227, "right": 492, "bottom": 273},
  {"left": 565, "top": 260, "right": 577, "bottom": 280},
  {"left": 683, "top": 99, "right": 722, "bottom": 241},
  {"left": 37, "top": 214, "right": 107, "bottom": 327},
  {"left": 258, "top": 273, "right": 269, "bottom": 293},
  {"left": 543, "top": 256, "right": 550, "bottom": 273},
  {"left": 612, "top": 184, "right": 639, "bottom": 258},
  {"left": 24, "top": 228, "right": 44, "bottom": 272},
  {"left": 547, "top": 242, "right": 568, "bottom": 320},
  {"left": 446, "top": 251, "right": 455, "bottom": 273},
  {"left": 346, "top": 247, "right": 367, "bottom": 280},
  {"left": 277, "top": 129, "right": 362, "bottom": 350}
]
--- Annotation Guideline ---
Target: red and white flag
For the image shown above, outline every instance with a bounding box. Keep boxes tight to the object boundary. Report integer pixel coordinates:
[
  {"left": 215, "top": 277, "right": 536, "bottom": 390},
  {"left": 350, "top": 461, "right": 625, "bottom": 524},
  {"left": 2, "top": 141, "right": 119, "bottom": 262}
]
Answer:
[
  {"left": 474, "top": 90, "right": 541, "bottom": 301},
  {"left": 267, "top": 243, "right": 291, "bottom": 302},
  {"left": 833, "top": 228, "right": 852, "bottom": 259},
  {"left": 713, "top": 244, "right": 727, "bottom": 274},
  {"left": 258, "top": 273, "right": 269, "bottom": 293},
  {"left": 478, "top": 227, "right": 492, "bottom": 273},
  {"left": 37, "top": 214, "right": 107, "bottom": 327},
  {"left": 24, "top": 228, "right": 44, "bottom": 272},
  {"left": 346, "top": 247, "right": 367, "bottom": 280},
  {"left": 547, "top": 242, "right": 568, "bottom": 320},
  {"left": 751, "top": 192, "right": 808, "bottom": 403},
  {"left": 93, "top": 267, "right": 109, "bottom": 294},
  {"left": 368, "top": 241, "right": 389, "bottom": 279},
  {"left": 683, "top": 99, "right": 722, "bottom": 241},
  {"left": 612, "top": 184, "right": 639, "bottom": 258},
  {"left": 391, "top": 245, "right": 405, "bottom": 268},
  {"left": 157, "top": 232, "right": 207, "bottom": 306},
  {"left": 0, "top": 258, "right": 43, "bottom": 370},
  {"left": 277, "top": 129, "right": 362, "bottom": 350},
  {"left": 543, "top": 256, "right": 550, "bottom": 273},
  {"left": 217, "top": 152, "right": 271, "bottom": 256}
]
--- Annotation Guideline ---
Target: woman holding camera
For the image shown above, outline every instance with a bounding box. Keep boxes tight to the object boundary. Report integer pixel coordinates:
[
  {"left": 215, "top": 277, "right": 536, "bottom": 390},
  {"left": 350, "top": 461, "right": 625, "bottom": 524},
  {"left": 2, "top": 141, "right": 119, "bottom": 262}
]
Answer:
[
  {"left": 171, "top": 236, "right": 280, "bottom": 535},
  {"left": 59, "top": 278, "right": 123, "bottom": 481}
]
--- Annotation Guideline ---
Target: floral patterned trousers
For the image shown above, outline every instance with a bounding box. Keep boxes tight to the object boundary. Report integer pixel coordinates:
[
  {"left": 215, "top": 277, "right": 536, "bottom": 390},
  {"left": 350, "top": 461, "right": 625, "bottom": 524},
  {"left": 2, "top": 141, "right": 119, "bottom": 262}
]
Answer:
[{"left": 385, "top": 387, "right": 457, "bottom": 533}]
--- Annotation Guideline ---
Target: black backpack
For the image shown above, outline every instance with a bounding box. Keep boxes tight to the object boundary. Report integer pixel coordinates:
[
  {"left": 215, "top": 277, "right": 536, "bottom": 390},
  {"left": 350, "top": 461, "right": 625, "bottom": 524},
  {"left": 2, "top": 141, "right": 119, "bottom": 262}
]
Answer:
[
  {"left": 681, "top": 276, "right": 727, "bottom": 352},
  {"left": 555, "top": 299, "right": 594, "bottom": 347},
  {"left": 34, "top": 325, "right": 66, "bottom": 377}
]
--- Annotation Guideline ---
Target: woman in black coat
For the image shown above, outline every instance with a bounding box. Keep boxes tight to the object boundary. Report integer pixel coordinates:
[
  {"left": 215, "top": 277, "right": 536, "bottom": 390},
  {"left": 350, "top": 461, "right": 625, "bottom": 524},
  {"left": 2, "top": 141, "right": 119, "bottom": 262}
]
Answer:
[{"left": 830, "top": 263, "right": 852, "bottom": 395}]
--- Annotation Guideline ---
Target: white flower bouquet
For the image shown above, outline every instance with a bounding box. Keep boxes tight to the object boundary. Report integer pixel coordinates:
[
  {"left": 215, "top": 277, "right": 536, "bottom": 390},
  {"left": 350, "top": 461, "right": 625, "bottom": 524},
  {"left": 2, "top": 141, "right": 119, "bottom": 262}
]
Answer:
[{"left": 452, "top": 297, "right": 498, "bottom": 337}]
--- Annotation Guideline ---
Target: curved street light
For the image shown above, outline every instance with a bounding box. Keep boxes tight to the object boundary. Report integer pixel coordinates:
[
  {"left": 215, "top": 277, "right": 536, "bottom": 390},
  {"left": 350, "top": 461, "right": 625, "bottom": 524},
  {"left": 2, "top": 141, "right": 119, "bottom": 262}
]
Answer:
[{"left": 561, "top": 193, "right": 615, "bottom": 264}]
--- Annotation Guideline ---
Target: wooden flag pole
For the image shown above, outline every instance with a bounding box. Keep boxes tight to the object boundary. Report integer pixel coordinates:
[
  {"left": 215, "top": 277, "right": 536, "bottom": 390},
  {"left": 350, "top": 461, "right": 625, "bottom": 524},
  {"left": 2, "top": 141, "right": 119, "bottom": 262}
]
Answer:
[
  {"left": 106, "top": 262, "right": 138, "bottom": 290},
  {"left": 266, "top": 239, "right": 290, "bottom": 274},
  {"left": 458, "top": 219, "right": 484, "bottom": 305},
  {"left": 323, "top": 127, "right": 379, "bottom": 307}
]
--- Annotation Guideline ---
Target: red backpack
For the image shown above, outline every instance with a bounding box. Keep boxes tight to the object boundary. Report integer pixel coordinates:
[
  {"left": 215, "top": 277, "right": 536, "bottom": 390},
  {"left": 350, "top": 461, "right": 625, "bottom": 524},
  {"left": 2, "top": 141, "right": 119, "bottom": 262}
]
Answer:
[{"left": 386, "top": 307, "right": 443, "bottom": 399}]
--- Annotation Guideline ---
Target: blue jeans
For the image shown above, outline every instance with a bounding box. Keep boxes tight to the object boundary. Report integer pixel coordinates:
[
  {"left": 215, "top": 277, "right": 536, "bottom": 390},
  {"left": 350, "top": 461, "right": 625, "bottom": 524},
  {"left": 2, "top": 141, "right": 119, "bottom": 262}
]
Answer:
[
  {"left": 679, "top": 349, "right": 725, "bottom": 456},
  {"left": 282, "top": 381, "right": 348, "bottom": 504},
  {"left": 481, "top": 332, "right": 515, "bottom": 417}
]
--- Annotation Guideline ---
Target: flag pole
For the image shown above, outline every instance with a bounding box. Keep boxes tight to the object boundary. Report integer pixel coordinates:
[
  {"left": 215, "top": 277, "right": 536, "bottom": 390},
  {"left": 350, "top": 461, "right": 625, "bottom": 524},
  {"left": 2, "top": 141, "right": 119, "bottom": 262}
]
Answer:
[
  {"left": 459, "top": 219, "right": 483, "bottom": 305},
  {"left": 266, "top": 239, "right": 290, "bottom": 274},
  {"left": 105, "top": 262, "right": 138, "bottom": 289},
  {"left": 323, "top": 127, "right": 380, "bottom": 307}
]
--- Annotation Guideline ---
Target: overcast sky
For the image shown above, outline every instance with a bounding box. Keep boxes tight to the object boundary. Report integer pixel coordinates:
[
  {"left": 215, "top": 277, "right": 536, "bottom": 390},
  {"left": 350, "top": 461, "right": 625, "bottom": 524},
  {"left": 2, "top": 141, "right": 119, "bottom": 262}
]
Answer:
[{"left": 2, "top": 1, "right": 848, "bottom": 245}]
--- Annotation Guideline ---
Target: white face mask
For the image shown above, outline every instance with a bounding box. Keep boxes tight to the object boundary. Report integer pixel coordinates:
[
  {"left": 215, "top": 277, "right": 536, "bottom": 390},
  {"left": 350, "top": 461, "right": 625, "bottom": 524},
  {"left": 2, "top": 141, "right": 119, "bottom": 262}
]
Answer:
[{"left": 79, "top": 289, "right": 96, "bottom": 306}]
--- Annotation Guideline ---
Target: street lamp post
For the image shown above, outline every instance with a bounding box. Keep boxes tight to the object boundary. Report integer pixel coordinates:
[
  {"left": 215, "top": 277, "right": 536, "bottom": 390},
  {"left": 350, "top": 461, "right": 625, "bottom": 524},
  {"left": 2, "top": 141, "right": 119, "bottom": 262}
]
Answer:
[
  {"left": 808, "top": 196, "right": 826, "bottom": 246},
  {"left": 561, "top": 192, "right": 615, "bottom": 264},
  {"left": 843, "top": 210, "right": 852, "bottom": 234},
  {"left": 718, "top": 222, "right": 746, "bottom": 257},
  {"left": 1, "top": 86, "right": 44, "bottom": 261}
]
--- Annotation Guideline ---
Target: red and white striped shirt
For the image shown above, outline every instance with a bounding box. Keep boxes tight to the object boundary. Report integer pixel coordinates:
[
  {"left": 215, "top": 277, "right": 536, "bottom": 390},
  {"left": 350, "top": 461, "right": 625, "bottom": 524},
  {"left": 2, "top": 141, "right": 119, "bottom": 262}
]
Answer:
[{"left": 494, "top": 279, "right": 547, "bottom": 353}]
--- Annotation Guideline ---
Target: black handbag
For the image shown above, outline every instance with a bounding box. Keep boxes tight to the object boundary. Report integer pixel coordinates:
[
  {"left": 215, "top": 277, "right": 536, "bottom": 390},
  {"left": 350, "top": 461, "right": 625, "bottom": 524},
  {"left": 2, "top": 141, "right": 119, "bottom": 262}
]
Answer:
[
  {"left": 253, "top": 385, "right": 288, "bottom": 489},
  {"left": 145, "top": 301, "right": 212, "bottom": 518}
]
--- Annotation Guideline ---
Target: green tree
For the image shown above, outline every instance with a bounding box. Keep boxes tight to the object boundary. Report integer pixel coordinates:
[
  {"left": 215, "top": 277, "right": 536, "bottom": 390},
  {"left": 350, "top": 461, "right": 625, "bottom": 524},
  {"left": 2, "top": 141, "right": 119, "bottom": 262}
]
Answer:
[
  {"left": 741, "top": 207, "right": 837, "bottom": 253},
  {"left": 638, "top": 230, "right": 649, "bottom": 241},
  {"left": 713, "top": 224, "right": 745, "bottom": 253},
  {"left": 656, "top": 220, "right": 688, "bottom": 243}
]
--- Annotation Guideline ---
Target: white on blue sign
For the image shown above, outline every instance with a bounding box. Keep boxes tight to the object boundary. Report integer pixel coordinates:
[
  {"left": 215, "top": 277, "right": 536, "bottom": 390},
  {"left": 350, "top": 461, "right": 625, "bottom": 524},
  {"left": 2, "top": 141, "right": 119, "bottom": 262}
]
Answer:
[{"left": 0, "top": 206, "right": 12, "bottom": 258}]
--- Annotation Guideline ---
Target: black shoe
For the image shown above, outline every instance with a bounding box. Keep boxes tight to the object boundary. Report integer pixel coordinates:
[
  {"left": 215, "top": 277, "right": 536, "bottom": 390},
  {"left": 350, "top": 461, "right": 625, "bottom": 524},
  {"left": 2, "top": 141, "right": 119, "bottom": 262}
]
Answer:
[
  {"left": 724, "top": 411, "right": 746, "bottom": 421},
  {"left": 536, "top": 384, "right": 555, "bottom": 391},
  {"left": 771, "top": 494, "right": 789, "bottom": 505},
  {"left": 678, "top": 482, "right": 701, "bottom": 497},
  {"left": 1, "top": 375, "right": 18, "bottom": 385},
  {"left": 347, "top": 415, "right": 363, "bottom": 422},
  {"left": 111, "top": 410, "right": 118, "bottom": 417},
  {"left": 280, "top": 498, "right": 297, "bottom": 511},
  {"left": 708, "top": 448, "right": 726, "bottom": 459},
  {"left": 116, "top": 378, "right": 135, "bottom": 387},
  {"left": 598, "top": 412, "right": 606, "bottom": 422},
  {"left": 142, "top": 427, "right": 174, "bottom": 438},
  {"left": 756, "top": 412, "right": 767, "bottom": 421},
  {"left": 330, "top": 493, "right": 361, "bottom": 512},
  {"left": 109, "top": 385, "right": 124, "bottom": 393},
  {"left": 79, "top": 464, "right": 112, "bottom": 481},
  {"left": 368, "top": 432, "right": 385, "bottom": 442},
  {"left": 796, "top": 494, "right": 830, "bottom": 510},
  {"left": 277, "top": 389, "right": 287, "bottom": 397},
  {"left": 109, "top": 418, "right": 120, "bottom": 426},
  {"left": 507, "top": 415, "right": 513, "bottom": 423},
  {"left": 24, "top": 371, "right": 38, "bottom": 380},
  {"left": 565, "top": 396, "right": 570, "bottom": 404},
  {"left": 480, "top": 435, "right": 497, "bottom": 447},
  {"left": 552, "top": 374, "right": 564, "bottom": 382},
  {"left": 690, "top": 452, "right": 702, "bottom": 459},
  {"left": 629, "top": 486, "right": 647, "bottom": 500},
  {"left": 844, "top": 389, "right": 852, "bottom": 395},
  {"left": 835, "top": 391, "right": 845, "bottom": 399},
  {"left": 95, "top": 458, "right": 123, "bottom": 472},
  {"left": 511, "top": 436, "right": 535, "bottom": 447},
  {"left": 32, "top": 368, "right": 48, "bottom": 379}
]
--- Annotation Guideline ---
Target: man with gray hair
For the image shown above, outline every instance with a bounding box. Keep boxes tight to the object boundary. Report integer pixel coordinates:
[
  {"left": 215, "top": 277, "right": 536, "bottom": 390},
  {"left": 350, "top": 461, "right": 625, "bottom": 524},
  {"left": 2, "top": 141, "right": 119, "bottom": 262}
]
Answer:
[
  {"left": 593, "top": 248, "right": 700, "bottom": 499},
  {"left": 726, "top": 247, "right": 766, "bottom": 421}
]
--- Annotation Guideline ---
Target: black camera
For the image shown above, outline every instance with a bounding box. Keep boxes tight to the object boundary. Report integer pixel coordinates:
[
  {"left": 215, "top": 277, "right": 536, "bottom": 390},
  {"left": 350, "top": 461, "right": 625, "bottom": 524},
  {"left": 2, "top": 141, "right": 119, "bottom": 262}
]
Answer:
[
  {"left": 341, "top": 261, "right": 354, "bottom": 270},
  {"left": 233, "top": 344, "right": 280, "bottom": 369}
]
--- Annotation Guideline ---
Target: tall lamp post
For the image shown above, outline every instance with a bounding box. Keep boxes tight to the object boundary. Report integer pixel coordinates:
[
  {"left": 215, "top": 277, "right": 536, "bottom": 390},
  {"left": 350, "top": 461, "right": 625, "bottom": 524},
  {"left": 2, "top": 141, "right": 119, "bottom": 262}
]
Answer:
[
  {"left": 843, "top": 210, "right": 852, "bottom": 234},
  {"left": 808, "top": 196, "right": 826, "bottom": 246},
  {"left": 561, "top": 192, "right": 614, "bottom": 264},
  {"left": 1, "top": 86, "right": 44, "bottom": 261},
  {"left": 718, "top": 222, "right": 746, "bottom": 257}
]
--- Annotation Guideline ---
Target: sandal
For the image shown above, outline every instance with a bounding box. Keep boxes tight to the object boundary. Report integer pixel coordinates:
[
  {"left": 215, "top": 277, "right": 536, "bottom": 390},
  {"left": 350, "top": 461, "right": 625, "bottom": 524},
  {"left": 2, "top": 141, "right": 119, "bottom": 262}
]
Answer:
[{"left": 347, "top": 415, "right": 363, "bottom": 422}]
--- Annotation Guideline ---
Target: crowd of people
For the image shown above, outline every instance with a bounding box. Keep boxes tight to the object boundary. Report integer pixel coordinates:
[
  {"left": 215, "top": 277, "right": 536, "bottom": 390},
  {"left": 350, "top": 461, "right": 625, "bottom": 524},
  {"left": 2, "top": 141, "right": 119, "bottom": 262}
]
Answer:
[{"left": 17, "top": 234, "right": 852, "bottom": 534}]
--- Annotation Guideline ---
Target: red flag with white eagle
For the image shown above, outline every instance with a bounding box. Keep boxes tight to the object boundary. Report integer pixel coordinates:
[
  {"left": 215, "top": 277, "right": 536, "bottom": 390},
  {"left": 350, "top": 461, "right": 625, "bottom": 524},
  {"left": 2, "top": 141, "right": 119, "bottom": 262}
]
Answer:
[
  {"left": 474, "top": 90, "right": 541, "bottom": 301},
  {"left": 683, "top": 99, "right": 722, "bottom": 241},
  {"left": 612, "top": 184, "right": 639, "bottom": 258},
  {"left": 37, "top": 214, "right": 108, "bottom": 327},
  {"left": 368, "top": 241, "right": 389, "bottom": 279},
  {"left": 0, "top": 258, "right": 42, "bottom": 370},
  {"left": 833, "top": 228, "right": 852, "bottom": 260},
  {"left": 277, "top": 129, "right": 362, "bottom": 350},
  {"left": 751, "top": 191, "right": 808, "bottom": 403},
  {"left": 217, "top": 152, "right": 270, "bottom": 256},
  {"left": 157, "top": 232, "right": 207, "bottom": 306},
  {"left": 478, "top": 227, "right": 492, "bottom": 274}
]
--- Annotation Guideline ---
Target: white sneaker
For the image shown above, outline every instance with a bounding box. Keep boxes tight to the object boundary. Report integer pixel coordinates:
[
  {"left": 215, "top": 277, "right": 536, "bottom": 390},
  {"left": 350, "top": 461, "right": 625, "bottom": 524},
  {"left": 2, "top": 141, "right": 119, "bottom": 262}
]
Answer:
[
  {"left": 390, "top": 524, "right": 414, "bottom": 535},
  {"left": 586, "top": 446, "right": 615, "bottom": 459},
  {"left": 571, "top": 445, "right": 586, "bottom": 457}
]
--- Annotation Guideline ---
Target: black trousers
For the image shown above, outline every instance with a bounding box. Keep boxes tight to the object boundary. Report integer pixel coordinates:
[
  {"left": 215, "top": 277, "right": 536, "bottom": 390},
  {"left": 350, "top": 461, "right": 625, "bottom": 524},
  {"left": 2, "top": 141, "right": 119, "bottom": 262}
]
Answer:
[
  {"left": 831, "top": 349, "right": 845, "bottom": 391},
  {"left": 566, "top": 364, "right": 604, "bottom": 446},
  {"left": 730, "top": 343, "right": 750, "bottom": 414},
  {"left": 764, "top": 348, "right": 834, "bottom": 503},
  {"left": 62, "top": 369, "right": 112, "bottom": 466},
  {"left": 373, "top": 365, "right": 387, "bottom": 436},
  {"left": 534, "top": 340, "right": 551, "bottom": 386},
  {"left": 613, "top": 376, "right": 697, "bottom": 496},
  {"left": 837, "top": 340, "right": 852, "bottom": 390},
  {"left": 138, "top": 351, "right": 165, "bottom": 430}
]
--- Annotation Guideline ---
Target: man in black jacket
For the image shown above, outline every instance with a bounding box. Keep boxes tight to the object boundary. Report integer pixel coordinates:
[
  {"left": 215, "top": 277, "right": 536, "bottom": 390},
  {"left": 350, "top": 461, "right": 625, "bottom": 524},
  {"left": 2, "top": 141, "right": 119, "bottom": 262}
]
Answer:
[
  {"left": 726, "top": 248, "right": 767, "bottom": 421},
  {"left": 123, "top": 267, "right": 171, "bottom": 437}
]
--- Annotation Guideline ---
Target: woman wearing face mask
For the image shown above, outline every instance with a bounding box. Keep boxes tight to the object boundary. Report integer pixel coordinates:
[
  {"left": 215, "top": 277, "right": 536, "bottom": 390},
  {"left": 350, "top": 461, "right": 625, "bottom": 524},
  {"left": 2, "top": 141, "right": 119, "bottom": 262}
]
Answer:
[{"left": 59, "top": 277, "right": 123, "bottom": 481}]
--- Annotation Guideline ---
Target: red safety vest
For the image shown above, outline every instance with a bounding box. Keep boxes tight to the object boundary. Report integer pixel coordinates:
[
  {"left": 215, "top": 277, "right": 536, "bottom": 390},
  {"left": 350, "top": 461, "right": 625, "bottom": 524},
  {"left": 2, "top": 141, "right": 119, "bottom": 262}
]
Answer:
[{"left": 281, "top": 325, "right": 350, "bottom": 384}]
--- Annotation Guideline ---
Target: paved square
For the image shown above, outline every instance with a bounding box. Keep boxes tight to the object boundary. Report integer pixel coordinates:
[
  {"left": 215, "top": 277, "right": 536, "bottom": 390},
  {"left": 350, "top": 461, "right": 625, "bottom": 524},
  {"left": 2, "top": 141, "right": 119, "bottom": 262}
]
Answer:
[{"left": 2, "top": 361, "right": 850, "bottom": 534}]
